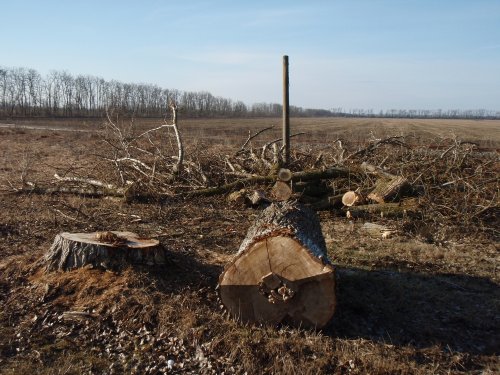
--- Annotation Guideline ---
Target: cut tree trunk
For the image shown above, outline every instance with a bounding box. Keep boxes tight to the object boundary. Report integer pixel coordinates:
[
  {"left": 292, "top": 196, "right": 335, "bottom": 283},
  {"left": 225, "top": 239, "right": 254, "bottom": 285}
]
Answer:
[
  {"left": 271, "top": 181, "right": 293, "bottom": 201},
  {"left": 360, "top": 162, "right": 412, "bottom": 204},
  {"left": 342, "top": 190, "right": 365, "bottom": 206},
  {"left": 277, "top": 168, "right": 293, "bottom": 182},
  {"left": 45, "top": 231, "right": 164, "bottom": 271},
  {"left": 307, "top": 194, "right": 344, "bottom": 210},
  {"left": 368, "top": 176, "right": 410, "bottom": 203},
  {"left": 219, "top": 202, "right": 335, "bottom": 328},
  {"left": 344, "top": 199, "right": 420, "bottom": 219},
  {"left": 293, "top": 181, "right": 330, "bottom": 197}
]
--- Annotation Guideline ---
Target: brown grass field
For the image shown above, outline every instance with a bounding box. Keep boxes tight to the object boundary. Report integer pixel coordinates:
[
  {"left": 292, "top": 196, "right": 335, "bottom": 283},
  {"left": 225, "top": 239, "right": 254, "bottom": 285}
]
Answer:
[{"left": 0, "top": 117, "right": 499, "bottom": 374}]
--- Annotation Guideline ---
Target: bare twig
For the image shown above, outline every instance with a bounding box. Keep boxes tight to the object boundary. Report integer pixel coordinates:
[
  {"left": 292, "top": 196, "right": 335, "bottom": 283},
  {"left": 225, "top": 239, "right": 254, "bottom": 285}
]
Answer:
[
  {"left": 236, "top": 125, "right": 274, "bottom": 155},
  {"left": 53, "top": 173, "right": 118, "bottom": 190}
]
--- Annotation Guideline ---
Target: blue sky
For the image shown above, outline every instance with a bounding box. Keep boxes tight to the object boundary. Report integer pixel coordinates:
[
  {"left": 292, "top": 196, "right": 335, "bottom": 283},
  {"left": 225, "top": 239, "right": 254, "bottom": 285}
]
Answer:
[{"left": 2, "top": 0, "right": 500, "bottom": 110}]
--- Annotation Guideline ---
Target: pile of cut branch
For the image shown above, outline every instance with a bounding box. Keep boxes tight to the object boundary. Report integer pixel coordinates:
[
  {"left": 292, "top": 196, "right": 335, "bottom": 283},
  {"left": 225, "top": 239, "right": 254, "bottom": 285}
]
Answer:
[{"left": 5, "top": 113, "right": 497, "bottom": 242}]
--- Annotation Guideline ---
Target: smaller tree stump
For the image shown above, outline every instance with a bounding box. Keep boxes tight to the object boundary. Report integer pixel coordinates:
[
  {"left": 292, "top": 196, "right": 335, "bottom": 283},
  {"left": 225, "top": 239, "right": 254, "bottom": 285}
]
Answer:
[{"left": 45, "top": 231, "right": 165, "bottom": 271}]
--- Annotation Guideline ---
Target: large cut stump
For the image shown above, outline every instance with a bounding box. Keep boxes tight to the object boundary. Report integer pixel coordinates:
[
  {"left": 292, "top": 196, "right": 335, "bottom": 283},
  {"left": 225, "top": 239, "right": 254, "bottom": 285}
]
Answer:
[
  {"left": 219, "top": 202, "right": 335, "bottom": 328},
  {"left": 45, "top": 231, "right": 164, "bottom": 271}
]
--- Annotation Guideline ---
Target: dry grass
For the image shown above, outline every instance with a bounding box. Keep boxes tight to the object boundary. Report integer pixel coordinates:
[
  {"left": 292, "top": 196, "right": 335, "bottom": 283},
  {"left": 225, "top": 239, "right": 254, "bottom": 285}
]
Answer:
[{"left": 0, "top": 117, "right": 499, "bottom": 374}]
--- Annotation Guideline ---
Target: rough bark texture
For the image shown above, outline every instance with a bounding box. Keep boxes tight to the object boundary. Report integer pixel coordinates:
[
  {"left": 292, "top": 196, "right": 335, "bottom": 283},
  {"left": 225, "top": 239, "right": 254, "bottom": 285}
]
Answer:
[
  {"left": 293, "top": 181, "right": 330, "bottom": 197},
  {"left": 220, "top": 202, "right": 335, "bottom": 328},
  {"left": 237, "top": 202, "right": 329, "bottom": 259},
  {"left": 45, "top": 231, "right": 164, "bottom": 271},
  {"left": 309, "top": 194, "right": 344, "bottom": 210},
  {"left": 368, "top": 176, "right": 410, "bottom": 203}
]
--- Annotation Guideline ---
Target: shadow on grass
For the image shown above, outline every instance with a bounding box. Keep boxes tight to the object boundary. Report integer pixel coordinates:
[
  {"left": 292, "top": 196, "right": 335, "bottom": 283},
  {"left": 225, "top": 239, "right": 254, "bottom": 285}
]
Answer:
[
  {"left": 327, "top": 266, "right": 500, "bottom": 355},
  {"left": 147, "top": 247, "right": 224, "bottom": 291}
]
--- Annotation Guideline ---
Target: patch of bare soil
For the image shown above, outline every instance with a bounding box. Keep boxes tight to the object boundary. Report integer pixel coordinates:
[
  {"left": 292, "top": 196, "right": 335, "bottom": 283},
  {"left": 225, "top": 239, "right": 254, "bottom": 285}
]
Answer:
[{"left": 1, "top": 119, "right": 499, "bottom": 374}]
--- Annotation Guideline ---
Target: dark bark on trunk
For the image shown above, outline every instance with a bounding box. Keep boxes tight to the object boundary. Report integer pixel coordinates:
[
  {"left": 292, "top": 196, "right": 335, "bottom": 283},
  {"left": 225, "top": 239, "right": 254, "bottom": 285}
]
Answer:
[{"left": 45, "top": 231, "right": 165, "bottom": 271}]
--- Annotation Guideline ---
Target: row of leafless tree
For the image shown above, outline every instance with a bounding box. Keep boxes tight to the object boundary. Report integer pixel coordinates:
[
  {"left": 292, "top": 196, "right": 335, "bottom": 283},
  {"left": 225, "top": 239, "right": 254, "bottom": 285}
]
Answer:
[
  {"left": 0, "top": 66, "right": 331, "bottom": 119},
  {"left": 330, "top": 107, "right": 500, "bottom": 119},
  {"left": 1, "top": 66, "right": 499, "bottom": 119},
  {"left": 0, "top": 66, "right": 246, "bottom": 118}
]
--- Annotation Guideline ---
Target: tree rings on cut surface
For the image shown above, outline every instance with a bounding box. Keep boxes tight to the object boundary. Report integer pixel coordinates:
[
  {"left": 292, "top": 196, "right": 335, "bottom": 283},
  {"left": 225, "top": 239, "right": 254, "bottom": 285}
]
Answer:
[
  {"left": 342, "top": 190, "right": 365, "bottom": 207},
  {"left": 45, "top": 231, "right": 165, "bottom": 271},
  {"left": 219, "top": 202, "right": 336, "bottom": 328}
]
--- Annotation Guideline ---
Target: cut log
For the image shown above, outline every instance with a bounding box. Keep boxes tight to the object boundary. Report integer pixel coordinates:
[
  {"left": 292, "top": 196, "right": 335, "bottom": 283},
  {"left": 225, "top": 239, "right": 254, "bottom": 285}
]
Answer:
[
  {"left": 344, "top": 199, "right": 420, "bottom": 219},
  {"left": 368, "top": 176, "right": 410, "bottom": 203},
  {"left": 277, "top": 168, "right": 293, "bottom": 182},
  {"left": 293, "top": 181, "right": 330, "bottom": 197},
  {"left": 308, "top": 194, "right": 344, "bottom": 211},
  {"left": 342, "top": 190, "right": 365, "bottom": 206},
  {"left": 219, "top": 202, "right": 335, "bottom": 328},
  {"left": 45, "top": 231, "right": 164, "bottom": 271},
  {"left": 270, "top": 181, "right": 293, "bottom": 201},
  {"left": 360, "top": 163, "right": 412, "bottom": 204}
]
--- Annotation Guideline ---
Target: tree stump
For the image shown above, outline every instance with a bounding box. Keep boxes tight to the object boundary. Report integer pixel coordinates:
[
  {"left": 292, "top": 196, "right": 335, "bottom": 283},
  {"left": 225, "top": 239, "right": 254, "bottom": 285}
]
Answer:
[
  {"left": 219, "top": 202, "right": 335, "bottom": 328},
  {"left": 45, "top": 231, "right": 165, "bottom": 271}
]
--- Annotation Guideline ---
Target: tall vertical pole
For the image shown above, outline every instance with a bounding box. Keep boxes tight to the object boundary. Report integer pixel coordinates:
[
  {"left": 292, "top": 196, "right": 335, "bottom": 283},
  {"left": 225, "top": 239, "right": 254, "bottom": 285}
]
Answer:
[{"left": 282, "top": 55, "right": 290, "bottom": 165}]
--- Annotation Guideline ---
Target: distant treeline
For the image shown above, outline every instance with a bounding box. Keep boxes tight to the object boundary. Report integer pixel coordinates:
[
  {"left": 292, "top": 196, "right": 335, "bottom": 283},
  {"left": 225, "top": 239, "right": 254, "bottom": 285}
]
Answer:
[
  {"left": 1, "top": 66, "right": 499, "bottom": 119},
  {"left": 330, "top": 108, "right": 500, "bottom": 120}
]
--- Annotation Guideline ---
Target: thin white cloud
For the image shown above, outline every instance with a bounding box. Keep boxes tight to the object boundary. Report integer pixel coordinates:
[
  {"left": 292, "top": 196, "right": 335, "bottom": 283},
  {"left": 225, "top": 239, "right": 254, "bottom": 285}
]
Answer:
[{"left": 175, "top": 50, "right": 275, "bottom": 66}]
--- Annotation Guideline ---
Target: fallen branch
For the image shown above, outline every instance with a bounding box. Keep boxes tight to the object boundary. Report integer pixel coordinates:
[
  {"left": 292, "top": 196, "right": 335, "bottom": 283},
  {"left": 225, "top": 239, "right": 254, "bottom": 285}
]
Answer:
[
  {"left": 344, "top": 199, "right": 420, "bottom": 219},
  {"left": 9, "top": 166, "right": 360, "bottom": 201},
  {"left": 9, "top": 184, "right": 125, "bottom": 198},
  {"left": 54, "top": 173, "right": 117, "bottom": 190},
  {"left": 187, "top": 166, "right": 359, "bottom": 197},
  {"left": 169, "top": 102, "right": 183, "bottom": 173}
]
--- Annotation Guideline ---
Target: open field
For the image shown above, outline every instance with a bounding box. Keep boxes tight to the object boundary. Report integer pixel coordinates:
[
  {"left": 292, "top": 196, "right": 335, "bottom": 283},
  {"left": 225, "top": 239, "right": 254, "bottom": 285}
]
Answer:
[
  {"left": 2, "top": 116, "right": 500, "bottom": 149},
  {"left": 0, "top": 117, "right": 499, "bottom": 374}
]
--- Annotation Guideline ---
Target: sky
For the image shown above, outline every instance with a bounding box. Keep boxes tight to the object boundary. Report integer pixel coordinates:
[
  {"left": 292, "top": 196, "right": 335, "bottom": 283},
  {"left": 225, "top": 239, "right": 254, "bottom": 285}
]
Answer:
[{"left": 2, "top": 0, "right": 500, "bottom": 111}]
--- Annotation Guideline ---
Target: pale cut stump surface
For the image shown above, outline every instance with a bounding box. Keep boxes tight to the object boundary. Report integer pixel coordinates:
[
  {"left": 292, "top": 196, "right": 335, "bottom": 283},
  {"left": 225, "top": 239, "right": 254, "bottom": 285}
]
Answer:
[
  {"left": 45, "top": 231, "right": 164, "bottom": 271},
  {"left": 219, "top": 202, "right": 336, "bottom": 328}
]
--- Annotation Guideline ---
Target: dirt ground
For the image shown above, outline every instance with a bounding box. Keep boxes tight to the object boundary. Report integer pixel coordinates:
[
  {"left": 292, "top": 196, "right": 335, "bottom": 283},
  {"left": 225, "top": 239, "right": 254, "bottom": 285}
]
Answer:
[{"left": 0, "top": 117, "right": 499, "bottom": 374}]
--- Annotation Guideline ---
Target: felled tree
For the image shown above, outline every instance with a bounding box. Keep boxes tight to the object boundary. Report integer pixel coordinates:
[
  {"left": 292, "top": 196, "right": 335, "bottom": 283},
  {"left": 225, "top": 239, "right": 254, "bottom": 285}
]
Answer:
[{"left": 219, "top": 202, "right": 336, "bottom": 328}]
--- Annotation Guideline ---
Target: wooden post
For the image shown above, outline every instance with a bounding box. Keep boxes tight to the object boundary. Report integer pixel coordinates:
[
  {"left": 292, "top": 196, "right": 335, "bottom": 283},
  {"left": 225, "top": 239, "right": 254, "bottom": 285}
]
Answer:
[{"left": 282, "top": 55, "right": 290, "bottom": 165}]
